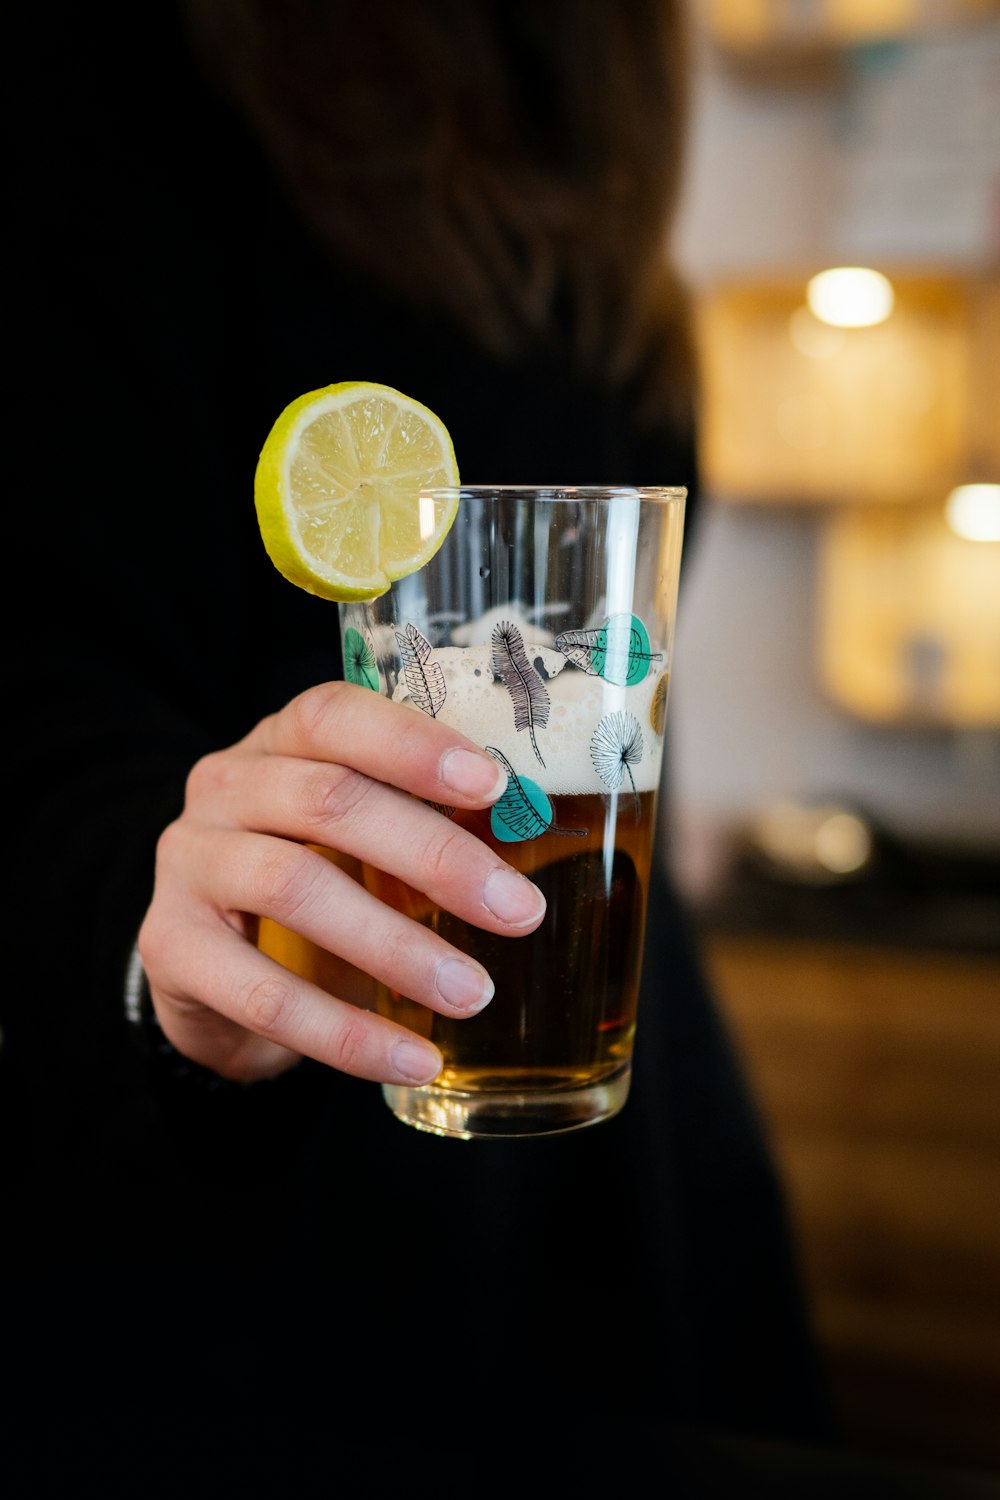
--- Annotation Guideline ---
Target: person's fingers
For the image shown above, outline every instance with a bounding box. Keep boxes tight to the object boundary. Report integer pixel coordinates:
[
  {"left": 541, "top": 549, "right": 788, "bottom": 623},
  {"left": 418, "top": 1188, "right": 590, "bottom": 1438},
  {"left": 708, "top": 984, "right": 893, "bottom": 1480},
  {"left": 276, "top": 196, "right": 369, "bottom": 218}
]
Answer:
[
  {"left": 143, "top": 916, "right": 443, "bottom": 1085},
  {"left": 139, "top": 682, "right": 547, "bottom": 1085},
  {"left": 243, "top": 681, "right": 509, "bottom": 807},
  {"left": 151, "top": 982, "right": 302, "bottom": 1082},
  {"left": 189, "top": 753, "right": 546, "bottom": 935},
  {"left": 173, "top": 825, "right": 511, "bottom": 1015}
]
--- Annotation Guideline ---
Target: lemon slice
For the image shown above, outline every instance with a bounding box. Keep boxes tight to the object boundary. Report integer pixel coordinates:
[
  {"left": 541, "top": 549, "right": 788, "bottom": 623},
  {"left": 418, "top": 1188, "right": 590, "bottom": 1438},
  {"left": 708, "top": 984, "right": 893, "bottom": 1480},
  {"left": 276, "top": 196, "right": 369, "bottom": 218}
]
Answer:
[{"left": 254, "top": 381, "right": 460, "bottom": 601}]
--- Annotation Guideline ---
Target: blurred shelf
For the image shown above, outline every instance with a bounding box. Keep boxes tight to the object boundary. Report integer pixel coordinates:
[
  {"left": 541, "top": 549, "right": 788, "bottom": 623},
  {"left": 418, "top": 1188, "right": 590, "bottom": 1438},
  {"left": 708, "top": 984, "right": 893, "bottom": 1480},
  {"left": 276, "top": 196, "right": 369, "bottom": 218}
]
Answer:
[
  {"left": 693, "top": 0, "right": 1000, "bottom": 63},
  {"left": 688, "top": 822, "right": 1000, "bottom": 953},
  {"left": 818, "top": 505, "right": 1000, "bottom": 728},
  {"left": 694, "top": 271, "right": 999, "bottom": 507},
  {"left": 696, "top": 876, "right": 1000, "bottom": 954}
]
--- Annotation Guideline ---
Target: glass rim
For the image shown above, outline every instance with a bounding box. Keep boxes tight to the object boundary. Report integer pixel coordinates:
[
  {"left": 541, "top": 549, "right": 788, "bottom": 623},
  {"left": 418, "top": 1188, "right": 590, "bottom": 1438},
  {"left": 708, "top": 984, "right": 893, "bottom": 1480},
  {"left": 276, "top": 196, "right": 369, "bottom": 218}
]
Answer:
[{"left": 419, "top": 484, "right": 687, "bottom": 505}]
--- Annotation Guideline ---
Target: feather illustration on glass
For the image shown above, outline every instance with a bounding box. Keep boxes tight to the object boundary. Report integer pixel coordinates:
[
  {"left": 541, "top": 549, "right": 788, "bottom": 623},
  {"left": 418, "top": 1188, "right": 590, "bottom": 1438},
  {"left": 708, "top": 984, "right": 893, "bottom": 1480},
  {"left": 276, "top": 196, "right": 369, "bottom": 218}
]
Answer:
[
  {"left": 486, "top": 748, "right": 585, "bottom": 843},
  {"left": 395, "top": 622, "right": 446, "bottom": 717},
  {"left": 343, "top": 626, "right": 379, "bottom": 692},
  {"left": 591, "top": 711, "right": 645, "bottom": 815},
  {"left": 554, "top": 613, "right": 661, "bottom": 687},
  {"left": 491, "top": 620, "right": 550, "bottom": 766}
]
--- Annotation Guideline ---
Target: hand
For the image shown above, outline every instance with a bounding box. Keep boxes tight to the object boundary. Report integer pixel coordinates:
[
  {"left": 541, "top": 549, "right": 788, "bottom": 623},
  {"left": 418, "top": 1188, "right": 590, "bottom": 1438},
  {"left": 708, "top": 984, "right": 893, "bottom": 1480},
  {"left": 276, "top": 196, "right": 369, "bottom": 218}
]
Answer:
[{"left": 137, "top": 682, "right": 545, "bottom": 1084}]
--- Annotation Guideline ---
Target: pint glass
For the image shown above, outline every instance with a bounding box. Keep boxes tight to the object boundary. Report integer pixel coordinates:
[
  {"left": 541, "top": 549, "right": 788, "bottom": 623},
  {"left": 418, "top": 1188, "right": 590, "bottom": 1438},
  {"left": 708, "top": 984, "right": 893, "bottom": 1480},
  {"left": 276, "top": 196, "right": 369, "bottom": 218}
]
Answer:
[{"left": 339, "top": 485, "right": 686, "bottom": 1139}]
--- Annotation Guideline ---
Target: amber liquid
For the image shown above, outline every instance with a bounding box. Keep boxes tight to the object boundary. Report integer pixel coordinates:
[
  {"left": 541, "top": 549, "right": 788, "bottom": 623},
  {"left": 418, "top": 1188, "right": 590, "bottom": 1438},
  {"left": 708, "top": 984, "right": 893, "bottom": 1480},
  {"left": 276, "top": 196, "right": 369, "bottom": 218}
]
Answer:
[{"left": 362, "top": 790, "right": 657, "bottom": 1096}]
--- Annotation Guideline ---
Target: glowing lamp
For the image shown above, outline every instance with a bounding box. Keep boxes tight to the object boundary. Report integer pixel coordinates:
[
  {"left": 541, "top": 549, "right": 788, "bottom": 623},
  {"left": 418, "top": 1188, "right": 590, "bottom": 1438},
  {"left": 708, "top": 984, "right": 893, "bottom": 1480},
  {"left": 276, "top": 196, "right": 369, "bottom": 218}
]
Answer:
[
  {"left": 945, "top": 484, "right": 1000, "bottom": 543},
  {"left": 806, "top": 267, "right": 895, "bottom": 328}
]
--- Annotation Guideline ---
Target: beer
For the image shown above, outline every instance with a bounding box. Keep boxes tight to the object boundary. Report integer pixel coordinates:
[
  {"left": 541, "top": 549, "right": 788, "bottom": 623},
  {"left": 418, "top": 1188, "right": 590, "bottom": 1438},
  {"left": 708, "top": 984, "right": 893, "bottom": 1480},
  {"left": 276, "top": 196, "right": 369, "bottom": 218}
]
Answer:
[
  {"left": 346, "top": 626, "right": 666, "bottom": 1134},
  {"left": 364, "top": 790, "right": 657, "bottom": 1094}
]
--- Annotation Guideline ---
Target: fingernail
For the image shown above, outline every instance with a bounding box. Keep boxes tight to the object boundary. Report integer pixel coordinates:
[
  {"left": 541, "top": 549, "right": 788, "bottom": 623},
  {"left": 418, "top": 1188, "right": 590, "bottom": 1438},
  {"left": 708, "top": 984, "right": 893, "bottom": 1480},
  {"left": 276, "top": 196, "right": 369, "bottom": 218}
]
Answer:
[
  {"left": 440, "top": 747, "right": 507, "bottom": 800},
  {"left": 391, "top": 1038, "right": 442, "bottom": 1083},
  {"left": 435, "top": 957, "right": 494, "bottom": 1014},
  {"left": 483, "top": 867, "right": 546, "bottom": 928}
]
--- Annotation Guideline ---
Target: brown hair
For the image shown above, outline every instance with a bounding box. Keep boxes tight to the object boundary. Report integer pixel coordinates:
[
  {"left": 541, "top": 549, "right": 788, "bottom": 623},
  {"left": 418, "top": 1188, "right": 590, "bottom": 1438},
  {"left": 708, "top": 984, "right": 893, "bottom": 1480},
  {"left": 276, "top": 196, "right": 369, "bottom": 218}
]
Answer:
[{"left": 183, "top": 0, "right": 696, "bottom": 431}]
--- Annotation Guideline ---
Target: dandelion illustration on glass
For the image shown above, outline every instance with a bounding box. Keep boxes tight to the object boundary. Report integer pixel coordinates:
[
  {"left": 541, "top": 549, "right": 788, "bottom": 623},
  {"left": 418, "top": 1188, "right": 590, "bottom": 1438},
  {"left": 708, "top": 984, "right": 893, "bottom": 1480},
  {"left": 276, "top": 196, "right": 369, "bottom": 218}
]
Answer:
[
  {"left": 555, "top": 613, "right": 660, "bottom": 687},
  {"left": 491, "top": 620, "right": 550, "bottom": 766},
  {"left": 486, "top": 748, "right": 585, "bottom": 843},
  {"left": 591, "top": 711, "right": 645, "bottom": 815},
  {"left": 396, "top": 622, "right": 446, "bottom": 717},
  {"left": 343, "top": 626, "right": 379, "bottom": 692}
]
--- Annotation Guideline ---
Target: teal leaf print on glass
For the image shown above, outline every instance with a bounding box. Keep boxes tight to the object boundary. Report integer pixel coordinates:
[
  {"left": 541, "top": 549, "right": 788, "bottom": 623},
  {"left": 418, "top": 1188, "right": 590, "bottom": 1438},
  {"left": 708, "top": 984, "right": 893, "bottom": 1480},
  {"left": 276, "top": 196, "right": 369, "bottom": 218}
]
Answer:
[
  {"left": 555, "top": 613, "right": 661, "bottom": 686},
  {"left": 343, "top": 626, "right": 379, "bottom": 692},
  {"left": 487, "top": 748, "right": 585, "bottom": 843}
]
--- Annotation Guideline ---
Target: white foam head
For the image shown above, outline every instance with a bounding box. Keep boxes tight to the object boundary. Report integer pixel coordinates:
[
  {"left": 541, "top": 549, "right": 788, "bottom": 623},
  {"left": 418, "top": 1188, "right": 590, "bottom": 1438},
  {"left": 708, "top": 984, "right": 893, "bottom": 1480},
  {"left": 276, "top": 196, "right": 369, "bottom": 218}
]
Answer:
[{"left": 392, "top": 637, "right": 667, "bottom": 795}]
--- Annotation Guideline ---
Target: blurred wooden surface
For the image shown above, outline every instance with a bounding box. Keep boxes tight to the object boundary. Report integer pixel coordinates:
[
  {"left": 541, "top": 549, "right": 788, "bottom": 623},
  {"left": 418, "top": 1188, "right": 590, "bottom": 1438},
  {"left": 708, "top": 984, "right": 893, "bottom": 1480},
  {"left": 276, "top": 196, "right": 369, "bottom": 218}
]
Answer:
[{"left": 700, "top": 932, "right": 1000, "bottom": 1476}]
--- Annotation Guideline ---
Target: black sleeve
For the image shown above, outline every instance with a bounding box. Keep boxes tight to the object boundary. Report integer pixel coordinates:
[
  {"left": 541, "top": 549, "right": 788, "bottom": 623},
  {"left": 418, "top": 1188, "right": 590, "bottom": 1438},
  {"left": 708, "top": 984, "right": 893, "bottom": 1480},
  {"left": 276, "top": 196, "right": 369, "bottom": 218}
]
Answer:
[{"left": 5, "top": 3, "right": 332, "bottom": 1239}]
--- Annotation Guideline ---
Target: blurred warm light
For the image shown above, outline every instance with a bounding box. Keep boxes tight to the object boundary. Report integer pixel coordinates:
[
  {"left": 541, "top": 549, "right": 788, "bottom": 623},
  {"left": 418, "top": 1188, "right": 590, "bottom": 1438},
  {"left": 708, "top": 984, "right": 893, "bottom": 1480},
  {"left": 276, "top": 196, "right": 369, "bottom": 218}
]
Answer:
[
  {"left": 820, "top": 505, "right": 1000, "bottom": 726},
  {"left": 825, "top": 0, "right": 916, "bottom": 35},
  {"left": 748, "top": 799, "right": 874, "bottom": 884},
  {"left": 945, "top": 484, "right": 1000, "bottom": 543},
  {"left": 695, "top": 274, "right": 997, "bottom": 507},
  {"left": 775, "top": 392, "right": 831, "bottom": 451},
  {"left": 788, "top": 305, "right": 848, "bottom": 359},
  {"left": 806, "top": 267, "right": 895, "bottom": 328},
  {"left": 814, "top": 811, "right": 873, "bottom": 875},
  {"left": 699, "top": 0, "right": 996, "bottom": 49}
]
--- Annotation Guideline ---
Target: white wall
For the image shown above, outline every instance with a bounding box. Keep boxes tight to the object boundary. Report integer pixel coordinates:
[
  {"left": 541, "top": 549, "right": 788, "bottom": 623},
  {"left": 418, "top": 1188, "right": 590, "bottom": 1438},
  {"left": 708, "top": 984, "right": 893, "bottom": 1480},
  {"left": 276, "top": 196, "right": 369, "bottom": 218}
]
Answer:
[{"left": 667, "top": 502, "right": 1000, "bottom": 847}]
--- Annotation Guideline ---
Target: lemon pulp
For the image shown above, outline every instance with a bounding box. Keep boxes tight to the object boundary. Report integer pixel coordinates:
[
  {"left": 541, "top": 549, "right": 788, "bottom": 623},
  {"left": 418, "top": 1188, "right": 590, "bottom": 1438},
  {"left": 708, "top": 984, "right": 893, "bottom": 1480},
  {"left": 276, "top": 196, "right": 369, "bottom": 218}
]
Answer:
[{"left": 254, "top": 381, "right": 460, "bottom": 602}]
